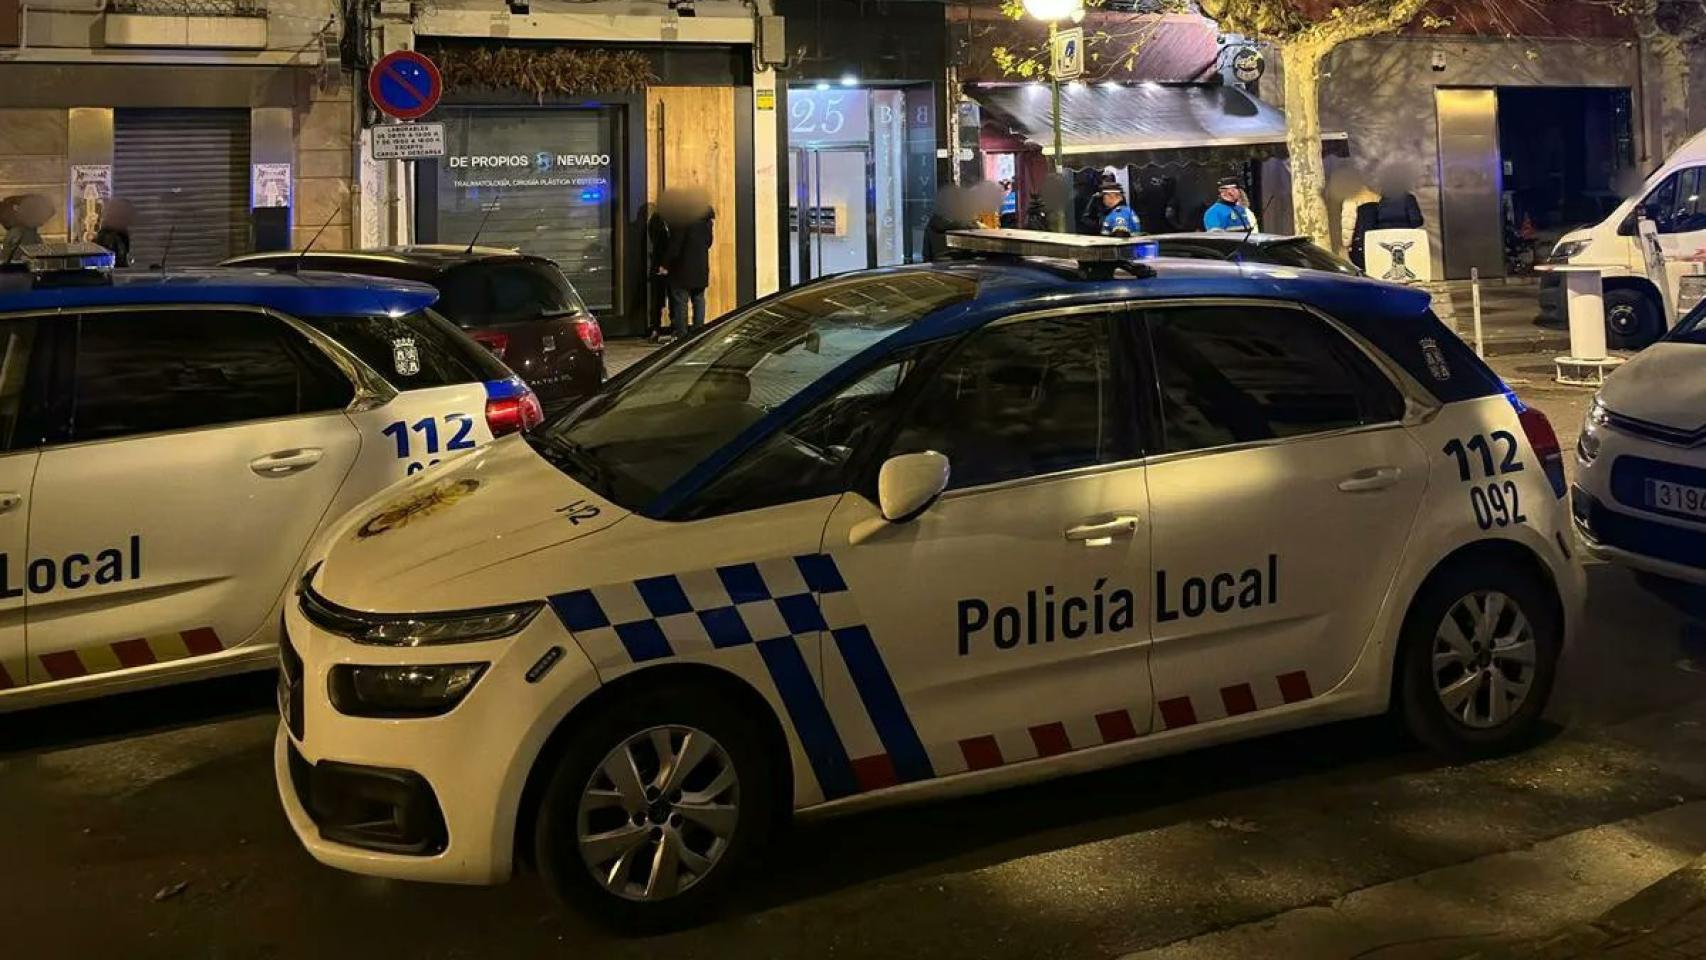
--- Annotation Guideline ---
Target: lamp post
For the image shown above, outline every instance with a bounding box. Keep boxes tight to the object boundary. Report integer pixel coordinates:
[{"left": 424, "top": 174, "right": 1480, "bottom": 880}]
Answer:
[{"left": 1020, "top": 0, "right": 1082, "bottom": 175}]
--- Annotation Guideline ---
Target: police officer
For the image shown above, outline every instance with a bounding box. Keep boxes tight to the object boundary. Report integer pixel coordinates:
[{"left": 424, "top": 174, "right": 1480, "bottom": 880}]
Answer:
[
  {"left": 1099, "top": 180, "right": 1140, "bottom": 237},
  {"left": 1203, "top": 176, "right": 1258, "bottom": 232}
]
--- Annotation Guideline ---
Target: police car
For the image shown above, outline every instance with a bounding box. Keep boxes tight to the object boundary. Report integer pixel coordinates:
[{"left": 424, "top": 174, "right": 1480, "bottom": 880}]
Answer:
[
  {"left": 1574, "top": 299, "right": 1706, "bottom": 585},
  {"left": 278, "top": 231, "right": 1584, "bottom": 928},
  {"left": 0, "top": 244, "right": 542, "bottom": 711}
]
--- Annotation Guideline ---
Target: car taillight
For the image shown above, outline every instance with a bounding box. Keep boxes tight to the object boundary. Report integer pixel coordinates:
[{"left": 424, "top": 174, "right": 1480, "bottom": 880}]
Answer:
[
  {"left": 471, "top": 331, "right": 509, "bottom": 359},
  {"left": 572, "top": 316, "right": 604, "bottom": 351},
  {"left": 1517, "top": 405, "right": 1567, "bottom": 498},
  {"left": 484, "top": 378, "right": 544, "bottom": 437}
]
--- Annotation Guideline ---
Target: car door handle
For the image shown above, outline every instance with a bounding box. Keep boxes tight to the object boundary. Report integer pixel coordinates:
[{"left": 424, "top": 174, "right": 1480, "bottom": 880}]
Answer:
[
  {"left": 0, "top": 492, "right": 22, "bottom": 514},
  {"left": 250, "top": 448, "right": 324, "bottom": 477},
  {"left": 1338, "top": 466, "right": 1403, "bottom": 493},
  {"left": 1065, "top": 515, "right": 1142, "bottom": 542}
]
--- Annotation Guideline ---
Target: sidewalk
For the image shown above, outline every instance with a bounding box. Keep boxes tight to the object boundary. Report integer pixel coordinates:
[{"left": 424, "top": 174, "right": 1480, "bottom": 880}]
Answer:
[
  {"left": 1427, "top": 276, "right": 1571, "bottom": 358},
  {"left": 1462, "top": 855, "right": 1706, "bottom": 959}
]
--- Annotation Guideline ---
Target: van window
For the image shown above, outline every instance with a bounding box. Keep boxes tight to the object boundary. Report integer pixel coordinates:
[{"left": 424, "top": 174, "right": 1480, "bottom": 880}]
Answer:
[{"left": 1641, "top": 166, "right": 1706, "bottom": 235}]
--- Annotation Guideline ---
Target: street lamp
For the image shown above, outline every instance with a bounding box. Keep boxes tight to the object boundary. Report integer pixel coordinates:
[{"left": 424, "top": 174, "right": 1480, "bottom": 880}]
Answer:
[{"left": 1021, "top": 0, "right": 1082, "bottom": 179}]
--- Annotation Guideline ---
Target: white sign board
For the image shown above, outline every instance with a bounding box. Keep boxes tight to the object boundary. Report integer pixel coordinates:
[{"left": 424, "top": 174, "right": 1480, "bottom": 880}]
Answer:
[
  {"left": 1364, "top": 228, "right": 1433, "bottom": 284},
  {"left": 1051, "top": 26, "right": 1084, "bottom": 81},
  {"left": 370, "top": 122, "right": 446, "bottom": 161}
]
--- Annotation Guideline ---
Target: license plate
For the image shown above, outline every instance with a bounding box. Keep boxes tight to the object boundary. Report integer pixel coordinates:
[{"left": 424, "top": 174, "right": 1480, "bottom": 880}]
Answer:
[
  {"left": 542, "top": 335, "right": 556, "bottom": 352},
  {"left": 1647, "top": 478, "right": 1706, "bottom": 518}
]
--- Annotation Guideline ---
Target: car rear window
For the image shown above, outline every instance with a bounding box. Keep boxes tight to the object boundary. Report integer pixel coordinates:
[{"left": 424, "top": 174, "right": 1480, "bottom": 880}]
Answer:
[
  {"left": 1259, "top": 239, "right": 1360, "bottom": 275},
  {"left": 302, "top": 309, "right": 510, "bottom": 389},
  {"left": 433, "top": 260, "right": 589, "bottom": 329}
]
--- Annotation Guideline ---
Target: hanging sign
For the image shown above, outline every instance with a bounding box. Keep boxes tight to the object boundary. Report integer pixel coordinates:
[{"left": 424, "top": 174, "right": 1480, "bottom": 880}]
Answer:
[
  {"left": 371, "top": 122, "right": 447, "bottom": 161},
  {"left": 369, "top": 50, "right": 443, "bottom": 121},
  {"left": 1051, "top": 26, "right": 1084, "bottom": 81}
]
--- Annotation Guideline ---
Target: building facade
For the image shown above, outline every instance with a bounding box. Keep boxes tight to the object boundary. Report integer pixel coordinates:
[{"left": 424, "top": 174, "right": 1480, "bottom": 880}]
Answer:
[{"left": 0, "top": 0, "right": 353, "bottom": 265}]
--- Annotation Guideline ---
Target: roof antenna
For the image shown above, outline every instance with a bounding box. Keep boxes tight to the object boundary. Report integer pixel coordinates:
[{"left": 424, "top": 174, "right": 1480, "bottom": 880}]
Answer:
[
  {"left": 156, "top": 224, "right": 176, "bottom": 274},
  {"left": 281, "top": 200, "right": 344, "bottom": 273},
  {"left": 465, "top": 201, "right": 499, "bottom": 255},
  {"left": 1222, "top": 190, "right": 1276, "bottom": 264}
]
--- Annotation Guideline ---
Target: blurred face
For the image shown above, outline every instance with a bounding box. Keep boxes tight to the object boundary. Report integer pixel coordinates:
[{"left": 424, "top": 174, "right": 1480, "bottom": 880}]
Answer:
[
  {"left": 1102, "top": 191, "right": 1122, "bottom": 209},
  {"left": 1219, "top": 184, "right": 1241, "bottom": 204}
]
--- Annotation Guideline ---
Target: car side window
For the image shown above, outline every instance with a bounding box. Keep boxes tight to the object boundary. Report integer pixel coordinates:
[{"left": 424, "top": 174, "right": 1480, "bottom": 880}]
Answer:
[
  {"left": 0, "top": 318, "right": 38, "bottom": 451},
  {"left": 1146, "top": 304, "right": 1404, "bottom": 455},
  {"left": 683, "top": 353, "right": 922, "bottom": 518},
  {"left": 67, "top": 310, "right": 354, "bottom": 444},
  {"left": 889, "top": 312, "right": 1123, "bottom": 490},
  {"left": 1642, "top": 167, "right": 1706, "bottom": 235}
]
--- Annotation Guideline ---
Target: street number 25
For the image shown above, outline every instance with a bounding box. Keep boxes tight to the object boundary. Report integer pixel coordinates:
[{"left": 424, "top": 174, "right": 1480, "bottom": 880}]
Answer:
[{"left": 382, "top": 414, "right": 477, "bottom": 474}]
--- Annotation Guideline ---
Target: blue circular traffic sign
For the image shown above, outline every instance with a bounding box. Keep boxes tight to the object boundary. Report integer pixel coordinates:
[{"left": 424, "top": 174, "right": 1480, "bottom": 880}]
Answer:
[{"left": 369, "top": 50, "right": 442, "bottom": 121}]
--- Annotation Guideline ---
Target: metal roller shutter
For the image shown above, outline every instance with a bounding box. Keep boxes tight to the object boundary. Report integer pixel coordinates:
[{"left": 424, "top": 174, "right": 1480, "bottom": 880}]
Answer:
[{"left": 114, "top": 109, "right": 252, "bottom": 268}]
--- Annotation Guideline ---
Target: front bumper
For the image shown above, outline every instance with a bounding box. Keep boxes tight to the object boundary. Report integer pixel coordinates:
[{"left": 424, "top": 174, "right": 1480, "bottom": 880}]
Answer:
[
  {"left": 274, "top": 588, "right": 603, "bottom": 885},
  {"left": 1573, "top": 424, "right": 1706, "bottom": 586}
]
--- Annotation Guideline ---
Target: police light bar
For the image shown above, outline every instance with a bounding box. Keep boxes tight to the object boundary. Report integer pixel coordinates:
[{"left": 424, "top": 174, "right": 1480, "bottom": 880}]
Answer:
[
  {"left": 945, "top": 229, "right": 1159, "bottom": 263},
  {"left": 21, "top": 242, "right": 115, "bottom": 275}
]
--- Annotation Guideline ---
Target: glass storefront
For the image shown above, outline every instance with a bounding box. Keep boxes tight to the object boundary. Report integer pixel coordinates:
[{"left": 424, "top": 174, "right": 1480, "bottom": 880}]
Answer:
[
  {"left": 787, "top": 84, "right": 935, "bottom": 284},
  {"left": 430, "top": 107, "right": 622, "bottom": 311}
]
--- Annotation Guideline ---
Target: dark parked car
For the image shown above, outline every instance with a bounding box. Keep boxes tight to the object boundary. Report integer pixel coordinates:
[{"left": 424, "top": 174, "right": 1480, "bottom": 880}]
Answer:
[
  {"left": 1148, "top": 232, "right": 1363, "bottom": 276},
  {"left": 225, "top": 246, "right": 605, "bottom": 409}
]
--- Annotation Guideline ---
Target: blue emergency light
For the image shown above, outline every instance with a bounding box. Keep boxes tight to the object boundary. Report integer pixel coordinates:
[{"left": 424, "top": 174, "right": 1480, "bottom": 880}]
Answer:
[
  {"left": 8, "top": 242, "right": 116, "bottom": 287},
  {"left": 944, "top": 229, "right": 1158, "bottom": 279}
]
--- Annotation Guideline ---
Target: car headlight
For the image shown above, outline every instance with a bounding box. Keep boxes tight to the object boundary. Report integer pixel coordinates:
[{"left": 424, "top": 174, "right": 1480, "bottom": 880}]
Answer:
[
  {"left": 1578, "top": 399, "right": 1609, "bottom": 463},
  {"left": 300, "top": 580, "right": 543, "bottom": 647},
  {"left": 1550, "top": 239, "right": 1591, "bottom": 262},
  {"left": 329, "top": 663, "right": 487, "bottom": 717}
]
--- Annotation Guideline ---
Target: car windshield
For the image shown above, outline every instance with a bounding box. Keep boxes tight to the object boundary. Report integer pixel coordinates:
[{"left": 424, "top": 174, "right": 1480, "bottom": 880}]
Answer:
[
  {"left": 530, "top": 270, "right": 978, "bottom": 509},
  {"left": 1666, "top": 298, "right": 1706, "bottom": 344}
]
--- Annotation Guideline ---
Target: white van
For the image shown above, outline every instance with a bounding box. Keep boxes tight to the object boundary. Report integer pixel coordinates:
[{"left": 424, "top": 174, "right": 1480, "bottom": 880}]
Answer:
[{"left": 1542, "top": 128, "right": 1706, "bottom": 348}]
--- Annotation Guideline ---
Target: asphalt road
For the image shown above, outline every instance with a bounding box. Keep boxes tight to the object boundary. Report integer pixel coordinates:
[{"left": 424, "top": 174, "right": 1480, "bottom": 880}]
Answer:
[{"left": 3, "top": 363, "right": 1702, "bottom": 960}]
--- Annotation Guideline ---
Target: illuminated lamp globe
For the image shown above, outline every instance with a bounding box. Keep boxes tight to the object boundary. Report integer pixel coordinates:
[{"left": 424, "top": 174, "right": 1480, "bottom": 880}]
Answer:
[{"left": 1020, "top": 0, "right": 1082, "bottom": 21}]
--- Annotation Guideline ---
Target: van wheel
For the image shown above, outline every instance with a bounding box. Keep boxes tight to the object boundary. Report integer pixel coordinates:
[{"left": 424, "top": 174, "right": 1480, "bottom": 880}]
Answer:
[
  {"left": 1606, "top": 289, "right": 1662, "bottom": 350},
  {"left": 533, "top": 684, "right": 779, "bottom": 932},
  {"left": 1396, "top": 562, "right": 1560, "bottom": 758}
]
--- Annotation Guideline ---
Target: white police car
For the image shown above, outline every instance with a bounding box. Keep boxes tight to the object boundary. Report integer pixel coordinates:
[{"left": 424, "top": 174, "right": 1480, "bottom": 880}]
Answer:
[
  {"left": 1574, "top": 299, "right": 1706, "bottom": 584},
  {"left": 0, "top": 244, "right": 542, "bottom": 710},
  {"left": 278, "top": 231, "right": 1584, "bottom": 928}
]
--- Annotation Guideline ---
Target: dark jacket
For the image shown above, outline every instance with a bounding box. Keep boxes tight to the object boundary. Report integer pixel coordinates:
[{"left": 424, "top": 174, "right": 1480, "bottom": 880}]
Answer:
[
  {"left": 645, "top": 210, "right": 670, "bottom": 273},
  {"left": 94, "top": 227, "right": 131, "bottom": 267},
  {"left": 663, "top": 210, "right": 714, "bottom": 291},
  {"left": 1351, "top": 193, "right": 1424, "bottom": 267},
  {"left": 922, "top": 213, "right": 967, "bottom": 261}
]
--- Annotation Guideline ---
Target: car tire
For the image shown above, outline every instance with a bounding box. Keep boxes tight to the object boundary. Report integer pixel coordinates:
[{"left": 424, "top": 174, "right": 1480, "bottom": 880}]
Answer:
[
  {"left": 1396, "top": 561, "right": 1560, "bottom": 759},
  {"left": 533, "top": 682, "right": 780, "bottom": 932},
  {"left": 1605, "top": 289, "right": 1662, "bottom": 350}
]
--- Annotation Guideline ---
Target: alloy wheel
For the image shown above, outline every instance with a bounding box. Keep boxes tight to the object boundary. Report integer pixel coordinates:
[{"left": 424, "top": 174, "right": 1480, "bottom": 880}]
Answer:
[
  {"left": 577, "top": 725, "right": 741, "bottom": 901},
  {"left": 1432, "top": 590, "right": 1538, "bottom": 729}
]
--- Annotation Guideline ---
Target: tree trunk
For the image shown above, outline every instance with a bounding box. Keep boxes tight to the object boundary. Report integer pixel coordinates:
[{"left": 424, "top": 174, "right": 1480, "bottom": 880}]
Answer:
[
  {"left": 1281, "top": 40, "right": 1330, "bottom": 243},
  {"left": 1648, "top": 33, "right": 1691, "bottom": 159}
]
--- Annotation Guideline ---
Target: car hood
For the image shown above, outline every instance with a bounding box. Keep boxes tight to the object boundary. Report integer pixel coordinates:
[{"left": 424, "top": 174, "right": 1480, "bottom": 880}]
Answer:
[
  {"left": 1600, "top": 343, "right": 1706, "bottom": 432},
  {"left": 314, "top": 434, "right": 628, "bottom": 611}
]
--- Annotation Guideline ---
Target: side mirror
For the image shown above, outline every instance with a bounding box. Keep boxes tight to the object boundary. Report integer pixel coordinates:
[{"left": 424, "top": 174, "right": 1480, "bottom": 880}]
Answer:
[{"left": 877, "top": 452, "right": 951, "bottom": 523}]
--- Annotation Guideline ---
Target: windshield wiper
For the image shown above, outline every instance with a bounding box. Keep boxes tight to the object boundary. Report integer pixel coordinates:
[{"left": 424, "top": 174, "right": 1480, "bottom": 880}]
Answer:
[{"left": 528, "top": 432, "right": 613, "bottom": 494}]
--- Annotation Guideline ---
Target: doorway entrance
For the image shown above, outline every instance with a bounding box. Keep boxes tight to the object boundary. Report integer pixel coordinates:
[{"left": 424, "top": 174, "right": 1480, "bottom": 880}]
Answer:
[{"left": 790, "top": 145, "right": 875, "bottom": 283}]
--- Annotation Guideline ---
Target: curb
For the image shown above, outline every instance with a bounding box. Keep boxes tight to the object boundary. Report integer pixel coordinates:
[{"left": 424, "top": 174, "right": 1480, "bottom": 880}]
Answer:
[{"left": 1459, "top": 853, "right": 1706, "bottom": 959}]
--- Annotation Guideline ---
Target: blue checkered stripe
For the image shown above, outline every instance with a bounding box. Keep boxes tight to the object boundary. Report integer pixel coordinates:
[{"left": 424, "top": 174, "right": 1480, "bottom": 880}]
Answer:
[
  {"left": 546, "top": 553, "right": 933, "bottom": 802},
  {"left": 548, "top": 553, "right": 852, "bottom": 663}
]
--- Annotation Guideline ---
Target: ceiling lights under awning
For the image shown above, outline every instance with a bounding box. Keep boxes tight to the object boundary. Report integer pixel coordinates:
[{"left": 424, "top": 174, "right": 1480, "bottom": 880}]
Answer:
[{"left": 969, "top": 82, "right": 1349, "bottom": 156}]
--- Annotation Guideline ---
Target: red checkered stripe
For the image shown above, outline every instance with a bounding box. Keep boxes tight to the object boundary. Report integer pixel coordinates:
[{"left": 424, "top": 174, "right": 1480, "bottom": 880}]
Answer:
[
  {"left": 935, "top": 670, "right": 1315, "bottom": 776},
  {"left": 0, "top": 627, "right": 224, "bottom": 690}
]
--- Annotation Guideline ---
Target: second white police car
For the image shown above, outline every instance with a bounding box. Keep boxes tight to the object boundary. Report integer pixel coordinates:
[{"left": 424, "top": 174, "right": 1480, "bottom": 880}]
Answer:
[{"left": 278, "top": 231, "right": 1585, "bottom": 928}]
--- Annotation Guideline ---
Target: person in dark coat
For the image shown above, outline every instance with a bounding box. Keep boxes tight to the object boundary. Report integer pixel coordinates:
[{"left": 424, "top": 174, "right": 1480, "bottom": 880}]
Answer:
[
  {"left": 661, "top": 187, "right": 715, "bottom": 333},
  {"left": 1350, "top": 191, "right": 1424, "bottom": 269},
  {"left": 93, "top": 198, "right": 136, "bottom": 267},
  {"left": 922, "top": 185, "right": 972, "bottom": 261},
  {"left": 644, "top": 204, "right": 672, "bottom": 341}
]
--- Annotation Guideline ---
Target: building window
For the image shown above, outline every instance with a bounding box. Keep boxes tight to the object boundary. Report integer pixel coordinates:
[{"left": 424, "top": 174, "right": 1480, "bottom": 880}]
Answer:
[{"left": 430, "top": 106, "right": 622, "bottom": 313}]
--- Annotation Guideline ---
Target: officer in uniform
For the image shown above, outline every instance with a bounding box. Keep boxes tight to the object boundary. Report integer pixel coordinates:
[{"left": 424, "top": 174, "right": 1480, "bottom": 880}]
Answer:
[
  {"left": 1203, "top": 176, "right": 1258, "bottom": 232},
  {"left": 1098, "top": 179, "right": 1140, "bottom": 237}
]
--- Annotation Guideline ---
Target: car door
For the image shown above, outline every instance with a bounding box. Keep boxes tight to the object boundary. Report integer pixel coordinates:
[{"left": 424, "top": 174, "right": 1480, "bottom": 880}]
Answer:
[
  {"left": 1138, "top": 301, "right": 1428, "bottom": 731},
  {"left": 0, "top": 316, "right": 43, "bottom": 690},
  {"left": 23, "top": 307, "right": 361, "bottom": 683},
  {"left": 1638, "top": 165, "right": 1706, "bottom": 309},
  {"left": 820, "top": 305, "right": 1154, "bottom": 789}
]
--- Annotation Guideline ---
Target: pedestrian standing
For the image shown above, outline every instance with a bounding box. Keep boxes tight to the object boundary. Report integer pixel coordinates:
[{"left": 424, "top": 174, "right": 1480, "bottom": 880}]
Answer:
[
  {"left": 1099, "top": 181, "right": 1140, "bottom": 237},
  {"left": 1202, "top": 176, "right": 1258, "bottom": 232},
  {"left": 645, "top": 203, "right": 672, "bottom": 342},
  {"left": 923, "top": 185, "right": 972, "bottom": 261},
  {"left": 1, "top": 194, "right": 51, "bottom": 265},
  {"left": 93, "top": 198, "right": 136, "bottom": 267},
  {"left": 662, "top": 187, "right": 715, "bottom": 333}
]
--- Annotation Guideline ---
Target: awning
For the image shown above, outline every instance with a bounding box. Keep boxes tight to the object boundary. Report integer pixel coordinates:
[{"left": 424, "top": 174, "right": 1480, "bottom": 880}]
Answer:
[{"left": 969, "top": 82, "right": 1348, "bottom": 157}]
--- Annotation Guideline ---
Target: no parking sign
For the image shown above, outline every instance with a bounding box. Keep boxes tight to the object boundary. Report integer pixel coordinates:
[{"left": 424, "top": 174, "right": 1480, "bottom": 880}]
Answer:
[{"left": 368, "top": 50, "right": 443, "bottom": 121}]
